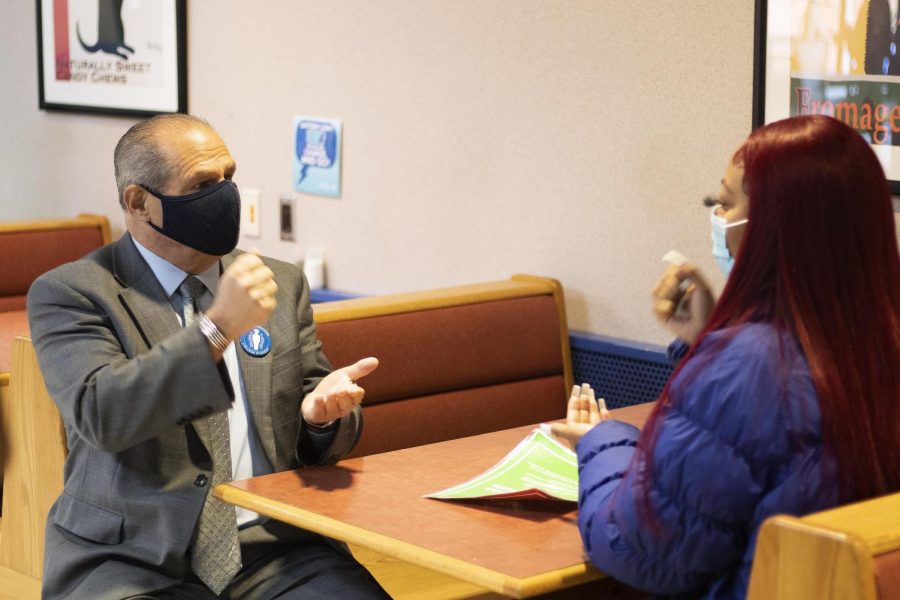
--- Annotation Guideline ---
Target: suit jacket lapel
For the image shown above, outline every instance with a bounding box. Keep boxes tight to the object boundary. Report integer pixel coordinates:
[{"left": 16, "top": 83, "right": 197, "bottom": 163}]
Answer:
[
  {"left": 220, "top": 252, "right": 277, "bottom": 467},
  {"left": 113, "top": 234, "right": 213, "bottom": 445},
  {"left": 113, "top": 234, "right": 181, "bottom": 350}
]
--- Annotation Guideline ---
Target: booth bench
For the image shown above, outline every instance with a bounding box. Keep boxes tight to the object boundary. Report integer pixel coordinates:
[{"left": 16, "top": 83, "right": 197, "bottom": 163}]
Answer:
[
  {"left": 312, "top": 274, "right": 573, "bottom": 458},
  {"left": 0, "top": 274, "right": 573, "bottom": 598},
  {"left": 0, "top": 213, "right": 111, "bottom": 386},
  {"left": 0, "top": 213, "right": 110, "bottom": 599}
]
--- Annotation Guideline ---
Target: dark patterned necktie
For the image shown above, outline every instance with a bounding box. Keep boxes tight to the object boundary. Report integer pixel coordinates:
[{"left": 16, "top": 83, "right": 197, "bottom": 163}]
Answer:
[{"left": 179, "top": 276, "right": 241, "bottom": 594}]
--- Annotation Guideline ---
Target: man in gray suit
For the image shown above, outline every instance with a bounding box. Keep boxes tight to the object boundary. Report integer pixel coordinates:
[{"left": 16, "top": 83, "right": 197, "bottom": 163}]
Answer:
[{"left": 27, "top": 114, "right": 389, "bottom": 599}]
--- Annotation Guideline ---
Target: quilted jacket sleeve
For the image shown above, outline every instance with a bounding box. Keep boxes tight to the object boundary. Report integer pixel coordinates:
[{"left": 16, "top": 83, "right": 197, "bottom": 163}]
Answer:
[{"left": 576, "top": 325, "right": 812, "bottom": 596}]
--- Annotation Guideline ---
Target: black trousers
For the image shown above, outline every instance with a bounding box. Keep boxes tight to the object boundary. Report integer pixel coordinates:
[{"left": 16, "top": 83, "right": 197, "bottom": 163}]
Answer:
[{"left": 125, "top": 521, "right": 389, "bottom": 600}]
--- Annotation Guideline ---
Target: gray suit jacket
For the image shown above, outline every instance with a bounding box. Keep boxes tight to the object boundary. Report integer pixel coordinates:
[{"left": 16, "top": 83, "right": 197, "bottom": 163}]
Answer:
[{"left": 27, "top": 234, "right": 362, "bottom": 599}]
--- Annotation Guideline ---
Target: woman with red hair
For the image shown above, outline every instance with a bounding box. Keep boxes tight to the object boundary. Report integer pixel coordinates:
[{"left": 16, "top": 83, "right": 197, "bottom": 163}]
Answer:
[{"left": 552, "top": 115, "right": 900, "bottom": 598}]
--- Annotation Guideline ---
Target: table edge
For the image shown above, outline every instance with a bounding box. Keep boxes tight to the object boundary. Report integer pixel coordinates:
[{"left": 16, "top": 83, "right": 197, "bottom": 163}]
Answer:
[{"left": 215, "top": 483, "right": 603, "bottom": 598}]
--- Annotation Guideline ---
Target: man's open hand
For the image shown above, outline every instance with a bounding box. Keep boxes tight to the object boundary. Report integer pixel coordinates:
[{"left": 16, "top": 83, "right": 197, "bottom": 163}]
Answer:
[{"left": 301, "top": 357, "right": 380, "bottom": 426}]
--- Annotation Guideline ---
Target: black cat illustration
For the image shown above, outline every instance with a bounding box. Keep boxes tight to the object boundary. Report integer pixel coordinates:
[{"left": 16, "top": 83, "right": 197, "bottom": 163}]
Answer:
[{"left": 76, "top": 0, "right": 134, "bottom": 60}]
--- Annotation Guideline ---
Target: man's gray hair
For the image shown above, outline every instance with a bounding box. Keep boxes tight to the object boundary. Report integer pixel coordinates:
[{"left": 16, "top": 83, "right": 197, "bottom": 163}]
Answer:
[{"left": 113, "top": 113, "right": 211, "bottom": 208}]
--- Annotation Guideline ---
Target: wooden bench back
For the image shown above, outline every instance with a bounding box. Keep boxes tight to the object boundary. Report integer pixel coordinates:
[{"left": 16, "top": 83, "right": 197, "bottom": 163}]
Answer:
[
  {"left": 313, "top": 274, "right": 573, "bottom": 458},
  {"left": 0, "top": 337, "right": 65, "bottom": 599},
  {"left": 748, "top": 492, "right": 900, "bottom": 600}
]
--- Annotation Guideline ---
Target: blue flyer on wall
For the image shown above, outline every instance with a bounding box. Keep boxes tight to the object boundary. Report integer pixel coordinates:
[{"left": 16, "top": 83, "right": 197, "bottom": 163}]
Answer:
[{"left": 293, "top": 116, "right": 341, "bottom": 198}]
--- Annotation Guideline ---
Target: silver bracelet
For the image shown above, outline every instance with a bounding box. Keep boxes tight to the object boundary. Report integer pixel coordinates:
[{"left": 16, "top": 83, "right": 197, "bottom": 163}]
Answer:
[{"left": 197, "top": 313, "right": 230, "bottom": 353}]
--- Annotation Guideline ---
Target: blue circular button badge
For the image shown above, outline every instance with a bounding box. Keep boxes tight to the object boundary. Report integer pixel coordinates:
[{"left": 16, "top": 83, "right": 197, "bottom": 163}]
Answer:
[{"left": 240, "top": 326, "right": 272, "bottom": 357}]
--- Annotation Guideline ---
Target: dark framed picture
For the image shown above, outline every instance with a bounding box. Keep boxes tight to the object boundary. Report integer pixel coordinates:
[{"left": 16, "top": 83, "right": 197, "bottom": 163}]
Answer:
[
  {"left": 753, "top": 0, "right": 900, "bottom": 194},
  {"left": 37, "top": 0, "right": 187, "bottom": 117}
]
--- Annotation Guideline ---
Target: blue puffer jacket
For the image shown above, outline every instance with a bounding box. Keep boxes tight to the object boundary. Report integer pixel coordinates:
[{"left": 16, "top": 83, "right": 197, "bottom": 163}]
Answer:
[{"left": 576, "top": 323, "right": 839, "bottom": 598}]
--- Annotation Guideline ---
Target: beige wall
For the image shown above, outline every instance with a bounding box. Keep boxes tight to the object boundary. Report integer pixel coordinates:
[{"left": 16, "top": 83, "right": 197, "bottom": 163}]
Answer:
[{"left": 0, "top": 1, "right": 833, "bottom": 345}]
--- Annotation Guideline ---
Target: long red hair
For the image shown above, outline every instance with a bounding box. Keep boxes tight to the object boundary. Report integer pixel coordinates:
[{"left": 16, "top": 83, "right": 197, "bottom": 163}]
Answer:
[{"left": 640, "top": 115, "right": 900, "bottom": 508}]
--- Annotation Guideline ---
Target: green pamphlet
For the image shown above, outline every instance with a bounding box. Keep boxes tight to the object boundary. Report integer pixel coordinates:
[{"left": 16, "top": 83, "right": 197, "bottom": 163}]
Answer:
[{"left": 425, "top": 428, "right": 578, "bottom": 502}]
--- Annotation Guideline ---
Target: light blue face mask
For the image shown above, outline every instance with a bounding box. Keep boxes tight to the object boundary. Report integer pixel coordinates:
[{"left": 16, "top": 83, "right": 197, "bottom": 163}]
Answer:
[{"left": 710, "top": 206, "right": 748, "bottom": 277}]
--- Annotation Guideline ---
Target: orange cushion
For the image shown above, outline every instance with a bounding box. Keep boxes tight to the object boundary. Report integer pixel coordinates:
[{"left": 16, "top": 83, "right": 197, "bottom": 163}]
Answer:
[
  {"left": 346, "top": 376, "right": 566, "bottom": 458},
  {"left": 316, "top": 295, "right": 563, "bottom": 405},
  {"left": 875, "top": 548, "right": 900, "bottom": 599},
  {"left": 0, "top": 295, "right": 26, "bottom": 311},
  {"left": 0, "top": 227, "right": 104, "bottom": 296}
]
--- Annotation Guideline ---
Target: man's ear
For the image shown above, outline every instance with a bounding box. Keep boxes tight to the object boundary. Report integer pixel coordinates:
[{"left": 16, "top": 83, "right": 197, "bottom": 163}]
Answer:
[{"left": 123, "top": 184, "right": 151, "bottom": 221}]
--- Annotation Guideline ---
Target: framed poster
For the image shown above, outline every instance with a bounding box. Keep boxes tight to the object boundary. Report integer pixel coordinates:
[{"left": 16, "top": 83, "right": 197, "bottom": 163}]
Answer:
[
  {"left": 37, "top": 0, "right": 186, "bottom": 116},
  {"left": 753, "top": 0, "right": 900, "bottom": 193}
]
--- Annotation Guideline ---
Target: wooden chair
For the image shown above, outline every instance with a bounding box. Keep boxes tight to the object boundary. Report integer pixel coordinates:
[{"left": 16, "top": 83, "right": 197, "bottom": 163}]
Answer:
[
  {"left": 0, "top": 337, "right": 66, "bottom": 600},
  {"left": 748, "top": 492, "right": 900, "bottom": 600}
]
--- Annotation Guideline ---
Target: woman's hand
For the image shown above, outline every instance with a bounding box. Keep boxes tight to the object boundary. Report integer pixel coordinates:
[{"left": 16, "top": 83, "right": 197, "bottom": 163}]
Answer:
[
  {"left": 550, "top": 383, "right": 611, "bottom": 448},
  {"left": 652, "top": 263, "right": 715, "bottom": 346}
]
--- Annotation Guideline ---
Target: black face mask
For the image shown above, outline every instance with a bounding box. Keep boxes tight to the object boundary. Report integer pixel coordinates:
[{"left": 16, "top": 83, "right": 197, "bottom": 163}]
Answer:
[{"left": 142, "top": 179, "right": 241, "bottom": 256}]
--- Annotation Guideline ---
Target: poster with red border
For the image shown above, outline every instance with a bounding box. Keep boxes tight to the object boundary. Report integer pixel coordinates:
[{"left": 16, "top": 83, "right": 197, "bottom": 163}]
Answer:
[{"left": 37, "top": 0, "right": 186, "bottom": 116}]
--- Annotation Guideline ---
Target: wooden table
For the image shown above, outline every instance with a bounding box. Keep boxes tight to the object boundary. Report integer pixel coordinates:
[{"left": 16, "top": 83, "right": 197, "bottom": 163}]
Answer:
[{"left": 215, "top": 402, "right": 655, "bottom": 598}]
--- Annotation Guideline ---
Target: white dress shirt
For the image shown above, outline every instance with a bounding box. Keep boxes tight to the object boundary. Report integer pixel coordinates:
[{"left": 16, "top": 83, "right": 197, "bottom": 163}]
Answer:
[{"left": 132, "top": 238, "right": 266, "bottom": 526}]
